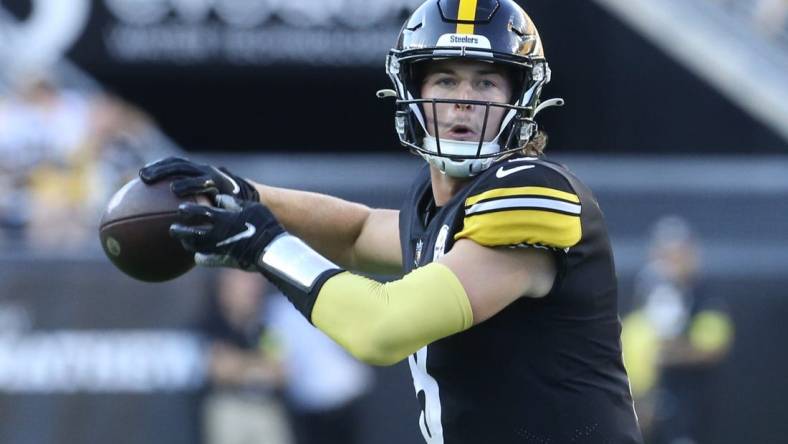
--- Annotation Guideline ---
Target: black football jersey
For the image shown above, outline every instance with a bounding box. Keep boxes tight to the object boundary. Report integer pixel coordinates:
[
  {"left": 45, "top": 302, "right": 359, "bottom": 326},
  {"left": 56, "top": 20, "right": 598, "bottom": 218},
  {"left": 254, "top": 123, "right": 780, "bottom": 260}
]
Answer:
[{"left": 398, "top": 155, "right": 643, "bottom": 443}]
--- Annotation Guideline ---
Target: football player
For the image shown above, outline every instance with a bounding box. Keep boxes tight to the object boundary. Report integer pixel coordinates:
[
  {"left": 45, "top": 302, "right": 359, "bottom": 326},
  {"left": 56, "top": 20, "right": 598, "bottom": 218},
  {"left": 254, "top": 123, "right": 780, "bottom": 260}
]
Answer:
[{"left": 140, "top": 1, "right": 643, "bottom": 442}]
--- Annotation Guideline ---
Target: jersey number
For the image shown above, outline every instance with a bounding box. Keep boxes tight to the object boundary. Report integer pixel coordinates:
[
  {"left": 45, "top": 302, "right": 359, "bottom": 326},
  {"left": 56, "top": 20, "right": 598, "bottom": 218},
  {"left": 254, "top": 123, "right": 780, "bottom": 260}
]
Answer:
[{"left": 408, "top": 346, "right": 443, "bottom": 444}]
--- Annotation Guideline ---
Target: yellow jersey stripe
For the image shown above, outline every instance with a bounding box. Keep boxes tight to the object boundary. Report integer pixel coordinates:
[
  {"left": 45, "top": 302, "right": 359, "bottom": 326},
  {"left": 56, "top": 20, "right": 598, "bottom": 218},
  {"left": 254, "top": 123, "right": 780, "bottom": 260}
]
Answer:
[
  {"left": 455, "top": 209, "right": 582, "bottom": 248},
  {"left": 465, "top": 186, "right": 580, "bottom": 207},
  {"left": 456, "top": 0, "right": 478, "bottom": 34}
]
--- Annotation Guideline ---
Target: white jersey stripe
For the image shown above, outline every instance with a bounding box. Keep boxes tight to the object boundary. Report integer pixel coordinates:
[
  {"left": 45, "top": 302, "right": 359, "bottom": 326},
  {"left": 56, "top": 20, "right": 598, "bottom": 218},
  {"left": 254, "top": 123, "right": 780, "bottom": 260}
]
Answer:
[{"left": 466, "top": 197, "right": 581, "bottom": 216}]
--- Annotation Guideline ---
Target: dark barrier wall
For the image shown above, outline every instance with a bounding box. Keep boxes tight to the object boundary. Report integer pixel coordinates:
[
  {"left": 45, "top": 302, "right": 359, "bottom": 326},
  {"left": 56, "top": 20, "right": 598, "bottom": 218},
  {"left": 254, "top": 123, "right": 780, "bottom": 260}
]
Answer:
[{"left": 0, "top": 257, "right": 209, "bottom": 444}]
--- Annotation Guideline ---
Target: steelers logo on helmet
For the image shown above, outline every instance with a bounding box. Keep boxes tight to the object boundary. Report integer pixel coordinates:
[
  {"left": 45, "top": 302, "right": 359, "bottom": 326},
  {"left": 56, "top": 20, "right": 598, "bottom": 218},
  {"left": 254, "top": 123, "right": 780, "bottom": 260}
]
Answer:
[{"left": 380, "top": 0, "right": 563, "bottom": 178}]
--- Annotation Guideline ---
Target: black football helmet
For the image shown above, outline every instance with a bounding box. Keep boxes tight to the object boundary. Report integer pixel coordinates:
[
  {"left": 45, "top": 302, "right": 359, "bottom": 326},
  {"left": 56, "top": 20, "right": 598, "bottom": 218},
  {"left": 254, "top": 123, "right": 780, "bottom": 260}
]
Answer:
[{"left": 381, "top": 0, "right": 561, "bottom": 177}]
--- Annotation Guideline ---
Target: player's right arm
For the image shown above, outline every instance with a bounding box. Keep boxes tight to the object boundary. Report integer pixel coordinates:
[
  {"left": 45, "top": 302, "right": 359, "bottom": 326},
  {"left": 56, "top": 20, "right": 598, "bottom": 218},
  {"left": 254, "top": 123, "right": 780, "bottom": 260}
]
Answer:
[
  {"left": 253, "top": 183, "right": 402, "bottom": 274},
  {"left": 139, "top": 157, "right": 402, "bottom": 274}
]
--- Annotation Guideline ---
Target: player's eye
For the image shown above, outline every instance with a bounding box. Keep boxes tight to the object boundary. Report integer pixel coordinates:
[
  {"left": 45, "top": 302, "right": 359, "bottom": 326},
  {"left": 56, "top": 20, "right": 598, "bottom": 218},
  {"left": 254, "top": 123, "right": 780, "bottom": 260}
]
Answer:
[
  {"left": 434, "top": 76, "right": 457, "bottom": 87},
  {"left": 477, "top": 79, "right": 497, "bottom": 89}
]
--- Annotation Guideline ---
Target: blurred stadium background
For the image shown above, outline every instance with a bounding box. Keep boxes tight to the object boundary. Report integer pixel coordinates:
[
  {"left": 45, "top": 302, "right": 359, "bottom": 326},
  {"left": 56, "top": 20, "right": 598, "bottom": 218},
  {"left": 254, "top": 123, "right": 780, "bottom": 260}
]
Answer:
[{"left": 0, "top": 0, "right": 787, "bottom": 443}]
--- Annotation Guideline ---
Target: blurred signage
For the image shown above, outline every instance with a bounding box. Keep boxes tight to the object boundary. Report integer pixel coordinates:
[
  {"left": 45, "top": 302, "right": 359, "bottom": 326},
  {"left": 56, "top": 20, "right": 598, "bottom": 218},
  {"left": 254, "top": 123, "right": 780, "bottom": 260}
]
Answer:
[
  {"left": 0, "top": 260, "right": 208, "bottom": 394},
  {"left": 64, "top": 0, "right": 422, "bottom": 68},
  {"left": 0, "top": 330, "right": 203, "bottom": 393},
  {"left": 0, "top": 0, "right": 421, "bottom": 72}
]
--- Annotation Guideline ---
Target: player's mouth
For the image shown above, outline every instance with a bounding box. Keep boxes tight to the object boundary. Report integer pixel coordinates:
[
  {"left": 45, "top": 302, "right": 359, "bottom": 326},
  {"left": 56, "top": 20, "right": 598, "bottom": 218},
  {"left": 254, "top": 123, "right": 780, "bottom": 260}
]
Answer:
[{"left": 445, "top": 124, "right": 478, "bottom": 141}]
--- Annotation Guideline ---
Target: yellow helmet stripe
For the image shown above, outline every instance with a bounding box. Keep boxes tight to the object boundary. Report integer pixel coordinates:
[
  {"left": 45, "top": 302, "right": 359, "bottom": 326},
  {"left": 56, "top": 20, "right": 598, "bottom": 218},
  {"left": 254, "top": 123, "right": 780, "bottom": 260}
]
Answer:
[{"left": 456, "top": 0, "right": 479, "bottom": 34}]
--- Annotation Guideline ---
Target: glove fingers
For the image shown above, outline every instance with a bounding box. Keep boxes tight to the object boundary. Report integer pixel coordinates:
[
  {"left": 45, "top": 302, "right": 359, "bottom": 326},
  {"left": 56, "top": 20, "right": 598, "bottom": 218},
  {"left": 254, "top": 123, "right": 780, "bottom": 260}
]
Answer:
[
  {"left": 169, "top": 223, "right": 210, "bottom": 251},
  {"left": 140, "top": 157, "right": 181, "bottom": 182},
  {"left": 139, "top": 158, "right": 203, "bottom": 183},
  {"left": 177, "top": 203, "right": 218, "bottom": 225},
  {"left": 171, "top": 177, "right": 219, "bottom": 198},
  {"left": 169, "top": 223, "right": 209, "bottom": 238},
  {"left": 141, "top": 156, "right": 184, "bottom": 171}
]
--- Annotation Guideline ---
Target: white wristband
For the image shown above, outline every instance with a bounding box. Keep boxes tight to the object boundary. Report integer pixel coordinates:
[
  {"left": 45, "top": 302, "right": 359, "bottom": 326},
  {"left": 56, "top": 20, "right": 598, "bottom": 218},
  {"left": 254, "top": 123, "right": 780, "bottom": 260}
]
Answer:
[{"left": 259, "top": 233, "right": 339, "bottom": 290}]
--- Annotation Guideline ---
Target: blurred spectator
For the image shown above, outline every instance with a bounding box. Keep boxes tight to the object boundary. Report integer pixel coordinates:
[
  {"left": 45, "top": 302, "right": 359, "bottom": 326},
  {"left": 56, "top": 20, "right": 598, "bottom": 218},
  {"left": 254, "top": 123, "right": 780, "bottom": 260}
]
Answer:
[
  {"left": 202, "top": 268, "right": 293, "bottom": 444},
  {"left": 0, "top": 70, "right": 160, "bottom": 248},
  {"left": 267, "top": 291, "right": 374, "bottom": 444},
  {"left": 622, "top": 216, "right": 734, "bottom": 444}
]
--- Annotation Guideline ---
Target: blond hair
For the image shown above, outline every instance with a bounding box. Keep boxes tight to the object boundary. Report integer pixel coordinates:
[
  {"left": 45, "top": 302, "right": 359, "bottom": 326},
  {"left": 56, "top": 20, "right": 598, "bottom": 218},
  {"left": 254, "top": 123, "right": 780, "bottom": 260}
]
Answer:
[{"left": 522, "top": 130, "right": 548, "bottom": 157}]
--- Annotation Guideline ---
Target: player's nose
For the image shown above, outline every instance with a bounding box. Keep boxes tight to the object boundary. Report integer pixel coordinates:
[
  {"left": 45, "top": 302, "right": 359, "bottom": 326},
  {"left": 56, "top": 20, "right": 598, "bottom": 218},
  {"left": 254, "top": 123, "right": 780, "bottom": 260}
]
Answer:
[{"left": 452, "top": 82, "right": 476, "bottom": 110}]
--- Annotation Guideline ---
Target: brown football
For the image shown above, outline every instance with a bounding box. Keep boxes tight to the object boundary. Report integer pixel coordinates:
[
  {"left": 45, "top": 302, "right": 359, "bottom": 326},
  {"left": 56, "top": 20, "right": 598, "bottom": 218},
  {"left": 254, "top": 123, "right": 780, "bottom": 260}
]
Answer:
[{"left": 99, "top": 178, "right": 203, "bottom": 282}]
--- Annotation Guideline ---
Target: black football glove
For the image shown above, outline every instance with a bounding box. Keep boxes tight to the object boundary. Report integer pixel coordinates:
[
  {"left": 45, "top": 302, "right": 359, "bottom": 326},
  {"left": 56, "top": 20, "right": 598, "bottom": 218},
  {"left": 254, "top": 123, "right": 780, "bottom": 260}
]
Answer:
[
  {"left": 139, "top": 156, "right": 259, "bottom": 202},
  {"left": 169, "top": 195, "right": 283, "bottom": 270}
]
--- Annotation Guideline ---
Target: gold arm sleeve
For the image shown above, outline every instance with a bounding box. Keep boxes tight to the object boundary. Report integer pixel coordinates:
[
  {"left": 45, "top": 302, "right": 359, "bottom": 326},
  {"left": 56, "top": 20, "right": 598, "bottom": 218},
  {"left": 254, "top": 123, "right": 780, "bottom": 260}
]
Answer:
[{"left": 310, "top": 262, "right": 474, "bottom": 366}]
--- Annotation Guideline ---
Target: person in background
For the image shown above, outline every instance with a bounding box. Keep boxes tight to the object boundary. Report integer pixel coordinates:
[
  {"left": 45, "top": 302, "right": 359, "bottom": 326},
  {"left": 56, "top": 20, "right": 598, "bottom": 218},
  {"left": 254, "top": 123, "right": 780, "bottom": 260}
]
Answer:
[
  {"left": 202, "top": 268, "right": 293, "bottom": 444},
  {"left": 0, "top": 70, "right": 159, "bottom": 248},
  {"left": 622, "top": 215, "right": 734, "bottom": 444},
  {"left": 0, "top": 71, "right": 90, "bottom": 244},
  {"left": 266, "top": 288, "right": 373, "bottom": 444}
]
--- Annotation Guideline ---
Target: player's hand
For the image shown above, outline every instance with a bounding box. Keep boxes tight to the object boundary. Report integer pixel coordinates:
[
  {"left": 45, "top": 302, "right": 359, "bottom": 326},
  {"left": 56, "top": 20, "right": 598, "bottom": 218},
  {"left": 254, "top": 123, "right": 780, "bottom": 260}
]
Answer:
[
  {"left": 169, "top": 195, "right": 284, "bottom": 270},
  {"left": 139, "top": 156, "right": 260, "bottom": 202}
]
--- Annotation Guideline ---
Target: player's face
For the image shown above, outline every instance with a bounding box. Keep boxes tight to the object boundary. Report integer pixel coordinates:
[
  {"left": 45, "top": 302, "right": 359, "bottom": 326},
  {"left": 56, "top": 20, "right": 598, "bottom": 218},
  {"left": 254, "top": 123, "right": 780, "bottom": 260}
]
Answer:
[{"left": 420, "top": 59, "right": 513, "bottom": 142}]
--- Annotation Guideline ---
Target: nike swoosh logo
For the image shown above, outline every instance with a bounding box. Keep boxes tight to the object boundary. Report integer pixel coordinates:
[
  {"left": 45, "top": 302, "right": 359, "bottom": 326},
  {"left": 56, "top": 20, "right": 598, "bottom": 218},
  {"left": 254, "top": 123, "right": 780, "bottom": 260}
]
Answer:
[
  {"left": 216, "top": 223, "right": 256, "bottom": 247},
  {"left": 495, "top": 165, "right": 535, "bottom": 178},
  {"left": 214, "top": 167, "right": 240, "bottom": 194}
]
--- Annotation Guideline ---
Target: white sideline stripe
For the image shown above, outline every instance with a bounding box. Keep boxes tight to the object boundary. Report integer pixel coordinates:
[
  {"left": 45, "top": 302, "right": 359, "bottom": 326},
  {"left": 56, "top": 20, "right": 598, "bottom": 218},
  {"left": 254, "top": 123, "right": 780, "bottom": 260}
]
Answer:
[{"left": 466, "top": 197, "right": 581, "bottom": 216}]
